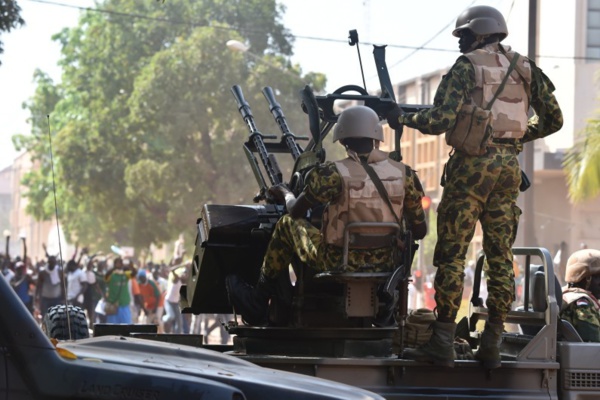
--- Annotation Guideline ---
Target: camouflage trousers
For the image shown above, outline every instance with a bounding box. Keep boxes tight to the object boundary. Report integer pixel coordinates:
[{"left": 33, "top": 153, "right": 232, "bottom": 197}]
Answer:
[
  {"left": 434, "top": 144, "right": 521, "bottom": 323},
  {"left": 261, "top": 214, "right": 321, "bottom": 278},
  {"left": 261, "top": 215, "right": 395, "bottom": 278}
]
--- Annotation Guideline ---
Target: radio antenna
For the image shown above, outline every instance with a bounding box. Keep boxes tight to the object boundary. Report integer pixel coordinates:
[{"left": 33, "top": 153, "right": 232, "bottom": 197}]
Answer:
[
  {"left": 348, "top": 29, "right": 367, "bottom": 91},
  {"left": 46, "top": 115, "right": 72, "bottom": 340}
]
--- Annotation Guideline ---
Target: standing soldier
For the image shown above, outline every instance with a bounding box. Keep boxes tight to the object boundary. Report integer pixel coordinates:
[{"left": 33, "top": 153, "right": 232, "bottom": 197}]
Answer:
[
  {"left": 561, "top": 249, "right": 600, "bottom": 342},
  {"left": 386, "top": 5, "right": 563, "bottom": 368}
]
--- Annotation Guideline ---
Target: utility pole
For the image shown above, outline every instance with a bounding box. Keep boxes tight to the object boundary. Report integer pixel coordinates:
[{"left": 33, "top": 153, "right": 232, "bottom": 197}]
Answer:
[{"left": 522, "top": 0, "right": 538, "bottom": 246}]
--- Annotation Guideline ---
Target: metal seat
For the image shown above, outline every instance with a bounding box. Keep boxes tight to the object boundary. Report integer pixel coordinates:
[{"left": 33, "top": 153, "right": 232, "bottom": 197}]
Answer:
[{"left": 311, "top": 222, "right": 405, "bottom": 321}]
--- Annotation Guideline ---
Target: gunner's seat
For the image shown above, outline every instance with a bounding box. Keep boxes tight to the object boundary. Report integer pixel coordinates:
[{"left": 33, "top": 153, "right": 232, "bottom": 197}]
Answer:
[{"left": 288, "top": 222, "right": 415, "bottom": 328}]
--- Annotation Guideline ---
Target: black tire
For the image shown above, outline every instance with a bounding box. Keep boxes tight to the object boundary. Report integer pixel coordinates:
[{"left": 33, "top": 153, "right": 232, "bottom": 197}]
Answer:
[{"left": 43, "top": 304, "right": 90, "bottom": 340}]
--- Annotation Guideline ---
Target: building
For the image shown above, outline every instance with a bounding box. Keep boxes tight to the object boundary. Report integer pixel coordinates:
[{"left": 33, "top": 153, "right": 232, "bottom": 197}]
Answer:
[
  {"left": 0, "top": 166, "right": 13, "bottom": 256},
  {"left": 7, "top": 152, "right": 72, "bottom": 264}
]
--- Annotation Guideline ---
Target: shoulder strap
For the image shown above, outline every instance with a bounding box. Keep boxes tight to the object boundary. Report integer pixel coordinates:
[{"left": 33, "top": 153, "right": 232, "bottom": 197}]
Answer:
[
  {"left": 359, "top": 159, "right": 404, "bottom": 229},
  {"left": 485, "top": 52, "right": 520, "bottom": 110}
]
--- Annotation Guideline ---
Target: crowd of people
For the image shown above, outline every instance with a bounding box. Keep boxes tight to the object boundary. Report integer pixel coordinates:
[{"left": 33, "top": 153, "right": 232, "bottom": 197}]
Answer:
[{"left": 0, "top": 243, "right": 230, "bottom": 343}]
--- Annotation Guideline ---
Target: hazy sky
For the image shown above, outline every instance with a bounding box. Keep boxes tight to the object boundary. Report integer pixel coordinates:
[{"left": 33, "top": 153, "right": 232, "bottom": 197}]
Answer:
[{"left": 0, "top": 0, "right": 515, "bottom": 171}]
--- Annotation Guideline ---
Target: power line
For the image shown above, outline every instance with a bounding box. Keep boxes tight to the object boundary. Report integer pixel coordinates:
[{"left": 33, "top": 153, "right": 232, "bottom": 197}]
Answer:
[{"left": 24, "top": 0, "right": 600, "bottom": 62}]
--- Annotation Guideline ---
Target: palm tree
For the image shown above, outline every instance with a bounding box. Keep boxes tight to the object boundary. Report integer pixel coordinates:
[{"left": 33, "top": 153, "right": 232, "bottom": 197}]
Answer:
[{"left": 563, "top": 115, "right": 600, "bottom": 202}]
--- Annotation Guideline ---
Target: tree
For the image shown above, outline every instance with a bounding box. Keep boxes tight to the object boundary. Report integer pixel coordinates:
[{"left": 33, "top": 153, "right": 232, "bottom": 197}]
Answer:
[
  {"left": 14, "top": 0, "right": 326, "bottom": 252},
  {"left": 0, "top": 0, "right": 24, "bottom": 65},
  {"left": 563, "top": 103, "right": 600, "bottom": 203}
]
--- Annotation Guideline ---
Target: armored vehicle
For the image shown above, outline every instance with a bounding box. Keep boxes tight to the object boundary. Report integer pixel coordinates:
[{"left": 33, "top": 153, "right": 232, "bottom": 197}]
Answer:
[{"left": 181, "top": 37, "right": 600, "bottom": 400}]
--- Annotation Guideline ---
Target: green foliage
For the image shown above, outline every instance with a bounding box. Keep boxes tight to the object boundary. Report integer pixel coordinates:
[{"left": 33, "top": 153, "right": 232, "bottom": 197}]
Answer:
[
  {"left": 15, "top": 0, "right": 326, "bottom": 252},
  {"left": 0, "top": 0, "right": 25, "bottom": 65},
  {"left": 564, "top": 118, "right": 600, "bottom": 203}
]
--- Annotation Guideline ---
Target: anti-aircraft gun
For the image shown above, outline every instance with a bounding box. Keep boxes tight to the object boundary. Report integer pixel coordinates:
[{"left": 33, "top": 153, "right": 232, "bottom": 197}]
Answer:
[{"left": 180, "top": 29, "right": 430, "bottom": 345}]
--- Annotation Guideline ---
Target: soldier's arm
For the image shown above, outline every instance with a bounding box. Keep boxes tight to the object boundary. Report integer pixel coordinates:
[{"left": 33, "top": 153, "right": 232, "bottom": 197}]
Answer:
[
  {"left": 521, "top": 64, "right": 563, "bottom": 143},
  {"left": 293, "top": 163, "right": 342, "bottom": 219},
  {"left": 573, "top": 302, "right": 600, "bottom": 342},
  {"left": 400, "top": 57, "right": 474, "bottom": 135}
]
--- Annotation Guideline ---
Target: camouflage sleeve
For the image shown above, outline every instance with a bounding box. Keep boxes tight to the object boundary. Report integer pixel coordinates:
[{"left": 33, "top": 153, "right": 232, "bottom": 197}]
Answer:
[
  {"left": 402, "top": 167, "right": 426, "bottom": 230},
  {"left": 522, "top": 64, "right": 564, "bottom": 143},
  {"left": 573, "top": 302, "right": 600, "bottom": 342},
  {"left": 400, "top": 57, "right": 474, "bottom": 135},
  {"left": 565, "top": 301, "right": 600, "bottom": 342},
  {"left": 303, "top": 162, "right": 343, "bottom": 205}
]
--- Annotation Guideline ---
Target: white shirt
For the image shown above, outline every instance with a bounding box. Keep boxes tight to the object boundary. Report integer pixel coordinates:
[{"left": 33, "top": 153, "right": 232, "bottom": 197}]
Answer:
[
  {"left": 2, "top": 269, "right": 15, "bottom": 283},
  {"left": 165, "top": 277, "right": 182, "bottom": 303},
  {"left": 86, "top": 269, "right": 97, "bottom": 285},
  {"left": 67, "top": 268, "right": 88, "bottom": 301}
]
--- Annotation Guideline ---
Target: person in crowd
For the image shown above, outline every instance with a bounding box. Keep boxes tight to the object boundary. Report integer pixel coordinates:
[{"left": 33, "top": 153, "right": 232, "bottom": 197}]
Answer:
[
  {"left": 11, "top": 261, "right": 34, "bottom": 314},
  {"left": 136, "top": 269, "right": 161, "bottom": 325},
  {"left": 152, "top": 264, "right": 168, "bottom": 333},
  {"left": 82, "top": 254, "right": 102, "bottom": 327},
  {"left": 561, "top": 249, "right": 600, "bottom": 342},
  {"left": 35, "top": 254, "right": 64, "bottom": 320},
  {"left": 66, "top": 259, "right": 88, "bottom": 308},
  {"left": 104, "top": 257, "right": 133, "bottom": 324},
  {"left": 162, "top": 267, "right": 185, "bottom": 333}
]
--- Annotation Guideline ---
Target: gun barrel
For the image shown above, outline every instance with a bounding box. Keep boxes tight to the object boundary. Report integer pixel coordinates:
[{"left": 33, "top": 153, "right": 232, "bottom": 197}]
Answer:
[
  {"left": 231, "top": 85, "right": 259, "bottom": 133},
  {"left": 231, "top": 85, "right": 282, "bottom": 188},
  {"left": 262, "top": 86, "right": 302, "bottom": 160}
]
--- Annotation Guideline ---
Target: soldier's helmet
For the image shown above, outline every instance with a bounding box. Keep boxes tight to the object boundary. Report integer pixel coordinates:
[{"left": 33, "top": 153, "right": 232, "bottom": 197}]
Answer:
[
  {"left": 565, "top": 249, "right": 600, "bottom": 284},
  {"left": 452, "top": 5, "right": 508, "bottom": 41},
  {"left": 333, "top": 105, "right": 383, "bottom": 142}
]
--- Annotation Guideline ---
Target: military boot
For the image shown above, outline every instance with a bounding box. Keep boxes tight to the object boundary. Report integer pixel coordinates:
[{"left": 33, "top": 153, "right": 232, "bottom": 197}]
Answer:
[
  {"left": 402, "top": 320, "right": 457, "bottom": 367},
  {"left": 475, "top": 321, "right": 504, "bottom": 369},
  {"left": 226, "top": 274, "right": 277, "bottom": 326}
]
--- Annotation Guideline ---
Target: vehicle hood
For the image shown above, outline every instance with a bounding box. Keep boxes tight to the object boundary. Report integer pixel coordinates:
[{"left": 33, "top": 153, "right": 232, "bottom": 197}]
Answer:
[{"left": 59, "top": 335, "right": 383, "bottom": 400}]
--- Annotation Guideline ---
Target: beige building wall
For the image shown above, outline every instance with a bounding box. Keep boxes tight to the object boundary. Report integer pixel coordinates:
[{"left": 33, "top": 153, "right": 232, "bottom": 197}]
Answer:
[
  {"left": 7, "top": 152, "right": 174, "bottom": 265},
  {"left": 8, "top": 152, "right": 59, "bottom": 263}
]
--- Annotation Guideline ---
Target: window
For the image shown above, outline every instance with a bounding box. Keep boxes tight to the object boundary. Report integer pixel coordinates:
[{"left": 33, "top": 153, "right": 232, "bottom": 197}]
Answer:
[{"left": 588, "top": 0, "right": 600, "bottom": 60}]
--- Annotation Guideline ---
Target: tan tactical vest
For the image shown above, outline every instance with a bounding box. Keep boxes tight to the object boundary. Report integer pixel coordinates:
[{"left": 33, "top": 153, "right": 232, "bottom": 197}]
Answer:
[
  {"left": 562, "top": 287, "right": 600, "bottom": 312},
  {"left": 464, "top": 44, "right": 532, "bottom": 139},
  {"left": 322, "top": 149, "right": 406, "bottom": 248}
]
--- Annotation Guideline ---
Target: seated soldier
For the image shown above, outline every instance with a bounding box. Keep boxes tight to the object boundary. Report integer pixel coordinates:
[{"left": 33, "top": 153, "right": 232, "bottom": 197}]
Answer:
[
  {"left": 226, "top": 105, "right": 427, "bottom": 326},
  {"left": 561, "top": 249, "right": 600, "bottom": 342}
]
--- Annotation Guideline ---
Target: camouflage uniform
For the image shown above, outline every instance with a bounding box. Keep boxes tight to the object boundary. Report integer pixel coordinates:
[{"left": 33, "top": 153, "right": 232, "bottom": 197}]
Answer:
[
  {"left": 398, "top": 43, "right": 563, "bottom": 323},
  {"left": 261, "top": 154, "right": 426, "bottom": 279},
  {"left": 561, "top": 288, "right": 600, "bottom": 342}
]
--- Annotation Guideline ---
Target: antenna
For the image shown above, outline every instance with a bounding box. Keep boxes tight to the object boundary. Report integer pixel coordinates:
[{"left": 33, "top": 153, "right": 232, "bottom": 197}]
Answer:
[
  {"left": 46, "top": 115, "right": 73, "bottom": 340},
  {"left": 348, "top": 29, "right": 367, "bottom": 91}
]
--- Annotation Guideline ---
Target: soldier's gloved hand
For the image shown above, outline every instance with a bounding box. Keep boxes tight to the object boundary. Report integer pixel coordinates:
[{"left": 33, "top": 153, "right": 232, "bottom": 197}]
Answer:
[
  {"left": 386, "top": 105, "right": 405, "bottom": 130},
  {"left": 268, "top": 183, "right": 291, "bottom": 205}
]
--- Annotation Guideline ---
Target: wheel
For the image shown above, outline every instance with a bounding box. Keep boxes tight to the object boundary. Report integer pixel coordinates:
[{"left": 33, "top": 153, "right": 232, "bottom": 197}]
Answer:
[{"left": 43, "top": 304, "right": 90, "bottom": 340}]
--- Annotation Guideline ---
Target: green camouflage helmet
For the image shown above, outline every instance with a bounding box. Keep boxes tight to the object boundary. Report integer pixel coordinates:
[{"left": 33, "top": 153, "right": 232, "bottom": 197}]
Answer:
[
  {"left": 565, "top": 249, "right": 600, "bottom": 283},
  {"left": 452, "top": 5, "right": 508, "bottom": 40},
  {"left": 332, "top": 105, "right": 383, "bottom": 142}
]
